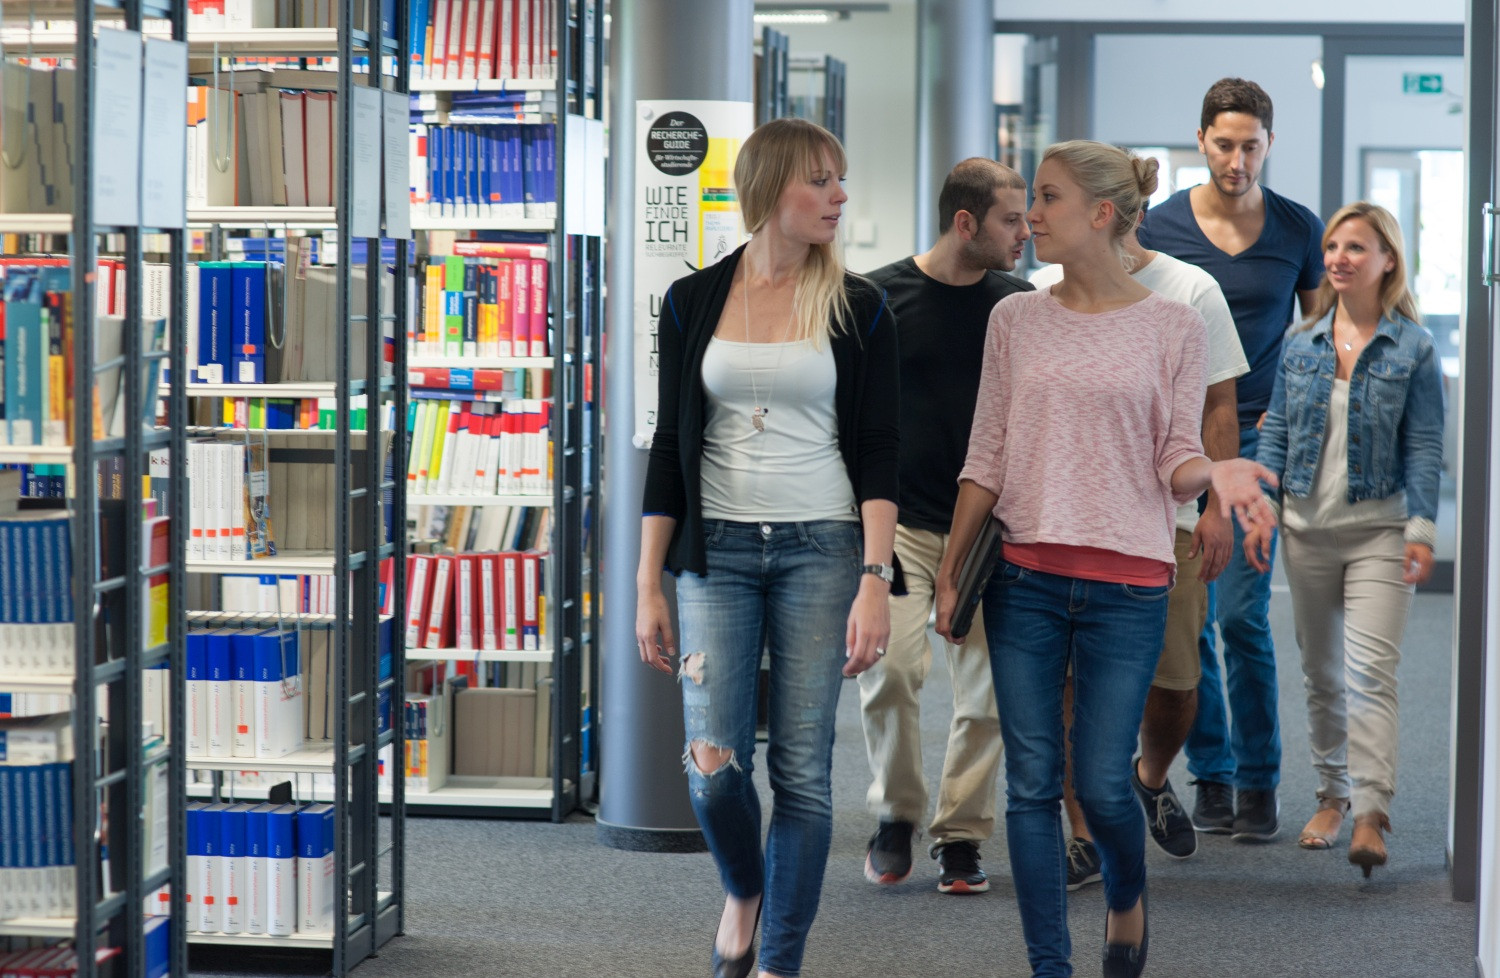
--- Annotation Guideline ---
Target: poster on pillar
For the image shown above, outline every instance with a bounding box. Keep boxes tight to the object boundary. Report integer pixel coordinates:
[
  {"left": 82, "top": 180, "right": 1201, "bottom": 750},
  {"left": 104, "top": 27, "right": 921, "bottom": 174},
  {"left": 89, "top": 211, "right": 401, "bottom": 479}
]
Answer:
[{"left": 633, "top": 99, "right": 755, "bottom": 447}]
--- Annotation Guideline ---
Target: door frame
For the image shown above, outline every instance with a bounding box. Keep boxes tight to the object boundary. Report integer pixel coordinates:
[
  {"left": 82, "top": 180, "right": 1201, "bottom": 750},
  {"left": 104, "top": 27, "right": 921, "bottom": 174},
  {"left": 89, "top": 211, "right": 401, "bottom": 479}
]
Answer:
[{"left": 1460, "top": 0, "right": 1498, "bottom": 914}]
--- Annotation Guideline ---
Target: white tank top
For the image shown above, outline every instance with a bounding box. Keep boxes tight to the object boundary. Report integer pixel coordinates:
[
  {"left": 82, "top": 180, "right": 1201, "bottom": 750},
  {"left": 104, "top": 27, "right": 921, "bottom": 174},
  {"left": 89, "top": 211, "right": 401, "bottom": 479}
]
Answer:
[{"left": 699, "top": 336, "right": 858, "bottom": 522}]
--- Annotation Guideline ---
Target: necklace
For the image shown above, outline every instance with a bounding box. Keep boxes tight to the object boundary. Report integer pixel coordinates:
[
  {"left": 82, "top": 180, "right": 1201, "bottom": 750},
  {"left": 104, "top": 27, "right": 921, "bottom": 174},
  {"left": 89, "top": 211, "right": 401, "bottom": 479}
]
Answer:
[
  {"left": 741, "top": 269, "right": 798, "bottom": 434},
  {"left": 1335, "top": 311, "right": 1368, "bottom": 353}
]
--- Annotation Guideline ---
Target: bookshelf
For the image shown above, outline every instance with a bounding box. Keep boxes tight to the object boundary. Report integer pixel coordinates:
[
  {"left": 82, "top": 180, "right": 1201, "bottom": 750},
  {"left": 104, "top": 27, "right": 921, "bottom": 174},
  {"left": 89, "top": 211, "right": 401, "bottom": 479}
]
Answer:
[
  {"left": 399, "top": 0, "right": 603, "bottom": 816},
  {"left": 0, "top": 2, "right": 190, "bottom": 977},
  {"left": 400, "top": 0, "right": 602, "bottom": 821},
  {"left": 169, "top": 0, "right": 410, "bottom": 973}
]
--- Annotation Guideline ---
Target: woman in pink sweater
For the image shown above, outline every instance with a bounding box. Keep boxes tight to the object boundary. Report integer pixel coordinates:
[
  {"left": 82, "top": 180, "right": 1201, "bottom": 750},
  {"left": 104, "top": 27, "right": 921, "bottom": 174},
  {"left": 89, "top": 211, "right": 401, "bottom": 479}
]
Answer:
[{"left": 935, "top": 141, "right": 1278, "bottom": 978}]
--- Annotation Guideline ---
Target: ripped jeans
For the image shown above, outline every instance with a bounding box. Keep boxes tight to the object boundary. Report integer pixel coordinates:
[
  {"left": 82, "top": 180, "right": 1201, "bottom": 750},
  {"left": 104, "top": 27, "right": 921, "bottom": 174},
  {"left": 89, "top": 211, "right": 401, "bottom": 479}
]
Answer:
[{"left": 674, "top": 518, "right": 861, "bottom": 978}]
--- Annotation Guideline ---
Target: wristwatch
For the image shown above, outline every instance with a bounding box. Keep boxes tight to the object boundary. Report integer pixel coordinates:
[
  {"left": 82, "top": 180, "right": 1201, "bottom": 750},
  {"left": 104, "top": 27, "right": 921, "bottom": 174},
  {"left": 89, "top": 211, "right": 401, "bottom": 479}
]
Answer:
[{"left": 862, "top": 562, "right": 895, "bottom": 584}]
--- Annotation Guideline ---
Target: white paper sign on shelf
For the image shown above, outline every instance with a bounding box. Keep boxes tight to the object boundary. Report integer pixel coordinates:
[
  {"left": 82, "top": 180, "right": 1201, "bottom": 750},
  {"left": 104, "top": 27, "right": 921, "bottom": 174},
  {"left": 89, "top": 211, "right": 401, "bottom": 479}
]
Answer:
[
  {"left": 92, "top": 28, "right": 144, "bottom": 228},
  {"left": 140, "top": 38, "right": 188, "bottom": 229},
  {"left": 564, "top": 116, "right": 605, "bottom": 237},
  {"left": 631, "top": 100, "right": 753, "bottom": 447},
  {"left": 380, "top": 90, "right": 412, "bottom": 240},
  {"left": 349, "top": 87, "right": 383, "bottom": 240}
]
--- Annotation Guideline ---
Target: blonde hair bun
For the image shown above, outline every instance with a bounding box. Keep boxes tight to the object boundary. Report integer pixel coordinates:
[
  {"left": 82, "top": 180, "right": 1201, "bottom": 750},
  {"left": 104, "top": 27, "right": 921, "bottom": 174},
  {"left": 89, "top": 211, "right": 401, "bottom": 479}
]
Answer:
[{"left": 1133, "top": 155, "right": 1160, "bottom": 200}]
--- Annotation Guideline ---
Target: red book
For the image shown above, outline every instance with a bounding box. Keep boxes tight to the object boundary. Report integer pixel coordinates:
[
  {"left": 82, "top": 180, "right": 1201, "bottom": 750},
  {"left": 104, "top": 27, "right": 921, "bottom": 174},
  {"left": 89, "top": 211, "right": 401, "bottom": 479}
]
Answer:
[
  {"left": 408, "top": 366, "right": 452, "bottom": 388},
  {"left": 511, "top": 259, "right": 529, "bottom": 358},
  {"left": 423, "top": 554, "right": 457, "bottom": 649},
  {"left": 521, "top": 550, "right": 540, "bottom": 650},
  {"left": 428, "top": 0, "right": 452, "bottom": 79},
  {"left": 476, "top": 0, "right": 498, "bottom": 80},
  {"left": 454, "top": 554, "right": 479, "bottom": 650},
  {"left": 472, "top": 368, "right": 508, "bottom": 391},
  {"left": 444, "top": 0, "right": 467, "bottom": 80},
  {"left": 379, "top": 555, "right": 396, "bottom": 617},
  {"left": 498, "top": 551, "right": 521, "bottom": 650},
  {"left": 478, "top": 552, "right": 500, "bottom": 649},
  {"left": 527, "top": 259, "right": 548, "bottom": 356},
  {"left": 459, "top": 0, "right": 482, "bottom": 78},
  {"left": 495, "top": 260, "right": 515, "bottom": 356},
  {"left": 404, "top": 554, "right": 434, "bottom": 650},
  {"left": 451, "top": 240, "right": 549, "bottom": 259}
]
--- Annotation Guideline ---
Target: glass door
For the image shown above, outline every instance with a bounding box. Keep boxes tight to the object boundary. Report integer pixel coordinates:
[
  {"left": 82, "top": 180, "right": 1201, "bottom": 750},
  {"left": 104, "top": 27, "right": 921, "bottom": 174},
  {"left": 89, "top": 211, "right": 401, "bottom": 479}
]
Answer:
[{"left": 1342, "top": 53, "right": 1465, "bottom": 582}]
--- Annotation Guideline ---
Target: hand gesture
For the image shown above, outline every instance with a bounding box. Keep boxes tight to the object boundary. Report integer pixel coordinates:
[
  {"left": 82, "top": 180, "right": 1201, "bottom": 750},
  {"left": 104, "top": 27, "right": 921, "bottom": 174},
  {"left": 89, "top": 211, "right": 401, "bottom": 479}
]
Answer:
[{"left": 1211, "top": 458, "right": 1279, "bottom": 533}]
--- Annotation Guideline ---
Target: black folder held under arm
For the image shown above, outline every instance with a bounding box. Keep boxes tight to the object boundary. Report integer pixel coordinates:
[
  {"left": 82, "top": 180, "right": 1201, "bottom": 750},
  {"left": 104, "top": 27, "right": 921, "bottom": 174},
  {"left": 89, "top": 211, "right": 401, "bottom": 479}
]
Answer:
[{"left": 950, "top": 517, "right": 1004, "bottom": 642}]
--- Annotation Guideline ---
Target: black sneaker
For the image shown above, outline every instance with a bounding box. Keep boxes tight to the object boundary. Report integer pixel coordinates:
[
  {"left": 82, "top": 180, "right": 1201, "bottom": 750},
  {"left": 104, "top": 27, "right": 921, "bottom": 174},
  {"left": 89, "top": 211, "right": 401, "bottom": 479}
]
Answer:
[
  {"left": 1231, "top": 788, "right": 1280, "bottom": 842},
  {"left": 1065, "top": 837, "right": 1102, "bottom": 891},
  {"left": 864, "top": 819, "right": 914, "bottom": 884},
  {"left": 1131, "top": 761, "right": 1197, "bottom": 859},
  {"left": 1190, "top": 779, "right": 1235, "bottom": 834},
  {"left": 934, "top": 841, "right": 989, "bottom": 894}
]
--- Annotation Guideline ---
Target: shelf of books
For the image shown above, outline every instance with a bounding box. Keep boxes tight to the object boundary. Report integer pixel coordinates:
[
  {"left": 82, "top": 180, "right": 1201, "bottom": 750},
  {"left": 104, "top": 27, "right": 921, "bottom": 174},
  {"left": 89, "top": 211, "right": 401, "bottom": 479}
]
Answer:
[
  {"left": 171, "top": 0, "right": 411, "bottom": 972},
  {"left": 1, "top": 0, "right": 190, "bottom": 975},
  {"left": 396, "top": 0, "right": 601, "bottom": 821},
  {"left": 0, "top": 215, "right": 78, "bottom": 235}
]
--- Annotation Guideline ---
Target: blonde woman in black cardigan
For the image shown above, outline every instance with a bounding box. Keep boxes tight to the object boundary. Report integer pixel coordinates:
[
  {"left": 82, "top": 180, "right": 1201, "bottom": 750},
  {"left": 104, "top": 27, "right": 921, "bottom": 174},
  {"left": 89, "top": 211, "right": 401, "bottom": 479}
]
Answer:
[{"left": 636, "top": 118, "right": 900, "bottom": 978}]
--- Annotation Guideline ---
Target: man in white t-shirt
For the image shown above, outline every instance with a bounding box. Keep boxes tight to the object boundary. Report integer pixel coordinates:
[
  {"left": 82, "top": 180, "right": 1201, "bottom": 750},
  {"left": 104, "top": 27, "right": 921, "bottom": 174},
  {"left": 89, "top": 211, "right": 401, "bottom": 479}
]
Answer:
[{"left": 1031, "top": 224, "right": 1249, "bottom": 883}]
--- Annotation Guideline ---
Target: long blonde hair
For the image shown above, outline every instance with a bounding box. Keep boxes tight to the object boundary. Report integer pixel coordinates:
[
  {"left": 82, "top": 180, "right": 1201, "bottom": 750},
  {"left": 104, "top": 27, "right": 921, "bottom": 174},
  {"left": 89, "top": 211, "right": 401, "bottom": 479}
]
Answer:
[
  {"left": 1299, "top": 201, "right": 1421, "bottom": 329},
  {"left": 1040, "top": 141, "right": 1158, "bottom": 270},
  {"left": 735, "top": 118, "right": 852, "bottom": 344}
]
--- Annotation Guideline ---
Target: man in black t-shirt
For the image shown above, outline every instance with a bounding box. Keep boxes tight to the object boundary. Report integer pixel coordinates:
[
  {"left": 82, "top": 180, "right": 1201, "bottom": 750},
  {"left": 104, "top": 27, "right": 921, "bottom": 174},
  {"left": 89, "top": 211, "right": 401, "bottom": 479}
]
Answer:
[{"left": 859, "top": 159, "right": 1032, "bottom": 895}]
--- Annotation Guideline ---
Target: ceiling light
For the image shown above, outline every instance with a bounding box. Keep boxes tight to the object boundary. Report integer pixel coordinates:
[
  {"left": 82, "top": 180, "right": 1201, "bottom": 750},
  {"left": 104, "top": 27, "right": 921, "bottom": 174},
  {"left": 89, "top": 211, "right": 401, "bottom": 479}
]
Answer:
[
  {"left": 1310, "top": 58, "right": 1325, "bottom": 90},
  {"left": 754, "top": 11, "right": 837, "bottom": 23}
]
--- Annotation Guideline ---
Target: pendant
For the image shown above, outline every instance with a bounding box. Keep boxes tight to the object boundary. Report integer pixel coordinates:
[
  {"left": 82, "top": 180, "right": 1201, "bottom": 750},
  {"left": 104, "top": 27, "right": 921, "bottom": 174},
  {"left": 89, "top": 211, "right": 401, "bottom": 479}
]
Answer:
[
  {"left": 1343, "top": 342, "right": 1353, "bottom": 351},
  {"left": 751, "top": 407, "right": 766, "bottom": 433}
]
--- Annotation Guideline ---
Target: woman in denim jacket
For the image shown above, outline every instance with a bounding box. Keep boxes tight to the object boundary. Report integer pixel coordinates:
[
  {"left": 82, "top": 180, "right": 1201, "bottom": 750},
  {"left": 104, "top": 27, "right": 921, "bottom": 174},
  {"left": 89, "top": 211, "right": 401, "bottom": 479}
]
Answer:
[{"left": 1245, "top": 201, "right": 1444, "bottom": 878}]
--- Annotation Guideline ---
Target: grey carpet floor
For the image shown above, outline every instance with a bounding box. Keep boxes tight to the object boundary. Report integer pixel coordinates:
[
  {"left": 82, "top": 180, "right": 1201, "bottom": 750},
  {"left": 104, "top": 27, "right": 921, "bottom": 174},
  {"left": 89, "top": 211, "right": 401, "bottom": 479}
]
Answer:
[{"left": 192, "top": 584, "right": 1476, "bottom": 977}]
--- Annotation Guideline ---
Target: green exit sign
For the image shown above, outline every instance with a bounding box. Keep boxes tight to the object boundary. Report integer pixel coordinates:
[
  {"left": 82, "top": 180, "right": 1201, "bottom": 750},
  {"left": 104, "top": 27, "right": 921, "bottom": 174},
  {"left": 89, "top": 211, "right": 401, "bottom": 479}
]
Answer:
[{"left": 1403, "top": 73, "right": 1444, "bottom": 94}]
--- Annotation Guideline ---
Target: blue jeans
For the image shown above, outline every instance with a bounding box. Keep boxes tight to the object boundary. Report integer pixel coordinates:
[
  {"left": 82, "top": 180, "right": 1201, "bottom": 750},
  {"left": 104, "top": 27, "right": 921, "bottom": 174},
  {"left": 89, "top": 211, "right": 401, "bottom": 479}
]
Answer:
[
  {"left": 1185, "top": 425, "right": 1282, "bottom": 790},
  {"left": 984, "top": 562, "right": 1168, "bottom": 978},
  {"left": 675, "top": 518, "right": 861, "bottom": 978}
]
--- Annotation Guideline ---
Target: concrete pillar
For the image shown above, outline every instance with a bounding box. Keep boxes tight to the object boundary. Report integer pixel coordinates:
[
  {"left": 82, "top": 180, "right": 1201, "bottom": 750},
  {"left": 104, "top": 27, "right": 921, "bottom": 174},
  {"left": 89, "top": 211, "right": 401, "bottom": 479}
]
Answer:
[
  {"left": 914, "top": 0, "right": 995, "bottom": 251},
  {"left": 596, "top": 0, "right": 754, "bottom": 852}
]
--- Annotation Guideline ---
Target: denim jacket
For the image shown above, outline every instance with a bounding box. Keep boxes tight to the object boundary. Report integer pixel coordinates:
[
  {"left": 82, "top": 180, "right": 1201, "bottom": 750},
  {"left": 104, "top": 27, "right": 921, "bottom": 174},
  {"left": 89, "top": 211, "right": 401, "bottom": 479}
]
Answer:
[{"left": 1256, "top": 309, "right": 1444, "bottom": 537}]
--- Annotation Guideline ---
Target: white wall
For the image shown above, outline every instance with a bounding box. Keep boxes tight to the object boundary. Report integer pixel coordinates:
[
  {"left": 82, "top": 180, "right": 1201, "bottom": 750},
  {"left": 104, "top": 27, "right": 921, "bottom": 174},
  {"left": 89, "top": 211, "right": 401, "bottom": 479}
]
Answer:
[
  {"left": 996, "top": 0, "right": 1461, "bottom": 24},
  {"left": 1091, "top": 34, "right": 1324, "bottom": 214},
  {"left": 775, "top": 4, "right": 918, "bottom": 270}
]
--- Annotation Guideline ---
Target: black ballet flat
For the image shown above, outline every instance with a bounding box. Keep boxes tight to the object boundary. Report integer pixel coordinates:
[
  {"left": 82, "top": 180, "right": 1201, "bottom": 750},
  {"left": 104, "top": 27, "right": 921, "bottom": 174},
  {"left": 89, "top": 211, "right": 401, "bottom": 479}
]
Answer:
[
  {"left": 1102, "top": 889, "right": 1148, "bottom": 978},
  {"left": 711, "top": 903, "right": 761, "bottom": 978},
  {"left": 711, "top": 941, "right": 756, "bottom": 978}
]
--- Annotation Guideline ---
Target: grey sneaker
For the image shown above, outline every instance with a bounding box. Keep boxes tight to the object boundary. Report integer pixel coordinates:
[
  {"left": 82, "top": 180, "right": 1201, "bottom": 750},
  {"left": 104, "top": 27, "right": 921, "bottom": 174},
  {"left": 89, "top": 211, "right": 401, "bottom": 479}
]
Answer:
[
  {"left": 864, "top": 819, "right": 914, "bottom": 884},
  {"left": 1065, "top": 837, "right": 1102, "bottom": 891},
  {"left": 1131, "top": 761, "right": 1197, "bottom": 859},
  {"left": 1232, "top": 788, "right": 1280, "bottom": 842},
  {"left": 1190, "top": 779, "right": 1235, "bottom": 834}
]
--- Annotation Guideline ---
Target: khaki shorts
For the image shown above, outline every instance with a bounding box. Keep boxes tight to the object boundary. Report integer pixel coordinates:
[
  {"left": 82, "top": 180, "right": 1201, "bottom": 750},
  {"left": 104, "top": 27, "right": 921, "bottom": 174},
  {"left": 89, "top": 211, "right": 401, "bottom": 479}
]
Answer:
[{"left": 1153, "top": 528, "right": 1207, "bottom": 691}]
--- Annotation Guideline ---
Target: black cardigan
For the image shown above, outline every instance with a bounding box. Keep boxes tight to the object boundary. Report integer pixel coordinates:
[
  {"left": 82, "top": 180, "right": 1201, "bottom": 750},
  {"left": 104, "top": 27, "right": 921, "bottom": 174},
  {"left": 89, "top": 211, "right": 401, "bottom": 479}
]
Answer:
[{"left": 642, "top": 245, "right": 904, "bottom": 590}]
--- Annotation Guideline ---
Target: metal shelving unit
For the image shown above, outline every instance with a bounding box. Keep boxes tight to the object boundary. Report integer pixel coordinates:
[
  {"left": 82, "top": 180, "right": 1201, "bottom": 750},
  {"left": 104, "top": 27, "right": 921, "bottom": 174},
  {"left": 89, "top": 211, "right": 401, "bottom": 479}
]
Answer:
[
  {"left": 178, "top": 0, "right": 409, "bottom": 971},
  {"left": 0, "top": 1, "right": 190, "bottom": 975},
  {"left": 399, "top": 0, "right": 603, "bottom": 821}
]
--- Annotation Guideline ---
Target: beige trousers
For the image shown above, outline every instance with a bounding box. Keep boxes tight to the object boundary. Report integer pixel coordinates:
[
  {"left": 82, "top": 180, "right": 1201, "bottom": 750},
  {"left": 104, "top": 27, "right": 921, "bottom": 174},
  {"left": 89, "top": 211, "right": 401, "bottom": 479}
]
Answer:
[
  {"left": 1281, "top": 524, "right": 1412, "bottom": 818},
  {"left": 857, "top": 524, "right": 1003, "bottom": 849}
]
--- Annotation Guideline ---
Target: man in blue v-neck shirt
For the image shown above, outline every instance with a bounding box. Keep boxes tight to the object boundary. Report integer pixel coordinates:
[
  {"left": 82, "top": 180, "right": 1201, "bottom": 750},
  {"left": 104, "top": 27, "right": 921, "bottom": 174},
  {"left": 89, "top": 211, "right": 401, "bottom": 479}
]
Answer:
[{"left": 1138, "top": 77, "right": 1324, "bottom": 844}]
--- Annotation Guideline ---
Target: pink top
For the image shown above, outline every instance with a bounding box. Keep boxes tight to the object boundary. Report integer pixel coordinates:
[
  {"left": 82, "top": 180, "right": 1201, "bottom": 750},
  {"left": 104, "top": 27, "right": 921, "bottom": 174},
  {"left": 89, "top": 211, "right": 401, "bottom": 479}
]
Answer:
[{"left": 959, "top": 287, "right": 1209, "bottom": 568}]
